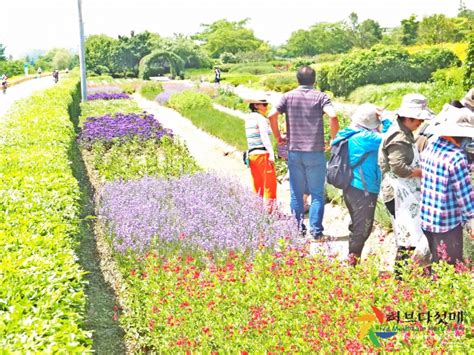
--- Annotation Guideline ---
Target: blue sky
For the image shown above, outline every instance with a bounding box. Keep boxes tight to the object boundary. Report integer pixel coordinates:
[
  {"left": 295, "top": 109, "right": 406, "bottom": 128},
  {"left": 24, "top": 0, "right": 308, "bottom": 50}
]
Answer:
[{"left": 2, "top": 0, "right": 472, "bottom": 58}]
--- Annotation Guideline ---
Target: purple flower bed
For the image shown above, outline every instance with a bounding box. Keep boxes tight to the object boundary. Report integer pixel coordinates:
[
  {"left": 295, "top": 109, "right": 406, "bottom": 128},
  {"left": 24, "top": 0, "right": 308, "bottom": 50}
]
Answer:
[
  {"left": 87, "top": 85, "right": 122, "bottom": 95},
  {"left": 155, "top": 81, "right": 194, "bottom": 105},
  {"left": 100, "top": 174, "right": 299, "bottom": 254},
  {"left": 78, "top": 112, "right": 173, "bottom": 149},
  {"left": 87, "top": 92, "right": 131, "bottom": 100}
]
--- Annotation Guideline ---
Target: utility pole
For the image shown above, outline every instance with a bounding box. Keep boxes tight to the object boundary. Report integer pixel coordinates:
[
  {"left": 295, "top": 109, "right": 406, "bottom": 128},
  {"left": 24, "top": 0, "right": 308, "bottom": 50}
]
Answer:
[{"left": 77, "top": 0, "right": 87, "bottom": 101}]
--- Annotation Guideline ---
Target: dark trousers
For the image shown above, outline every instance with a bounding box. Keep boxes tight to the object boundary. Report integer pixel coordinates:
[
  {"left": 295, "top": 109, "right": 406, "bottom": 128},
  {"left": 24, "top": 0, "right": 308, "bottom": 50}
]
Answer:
[
  {"left": 423, "top": 224, "right": 463, "bottom": 265},
  {"left": 343, "top": 186, "right": 378, "bottom": 257}
]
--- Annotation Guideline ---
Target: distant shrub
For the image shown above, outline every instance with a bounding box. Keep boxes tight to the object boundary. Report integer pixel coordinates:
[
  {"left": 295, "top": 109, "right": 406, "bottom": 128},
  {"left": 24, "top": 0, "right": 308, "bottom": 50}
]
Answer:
[
  {"left": 214, "top": 88, "right": 249, "bottom": 112},
  {"left": 259, "top": 73, "right": 298, "bottom": 92},
  {"left": 407, "top": 42, "right": 468, "bottom": 62},
  {"left": 168, "top": 90, "right": 212, "bottom": 111},
  {"left": 229, "top": 63, "right": 277, "bottom": 75},
  {"left": 464, "top": 36, "right": 474, "bottom": 90},
  {"left": 409, "top": 47, "right": 461, "bottom": 82},
  {"left": 325, "top": 45, "right": 460, "bottom": 96},
  {"left": 347, "top": 67, "right": 464, "bottom": 113},
  {"left": 221, "top": 73, "right": 260, "bottom": 86},
  {"left": 139, "top": 81, "right": 164, "bottom": 101},
  {"left": 291, "top": 58, "right": 315, "bottom": 70},
  {"left": 219, "top": 52, "right": 238, "bottom": 64}
]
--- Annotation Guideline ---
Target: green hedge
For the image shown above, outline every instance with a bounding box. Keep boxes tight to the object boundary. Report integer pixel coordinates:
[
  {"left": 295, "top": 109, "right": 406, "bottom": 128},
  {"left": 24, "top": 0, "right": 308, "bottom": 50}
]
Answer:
[
  {"left": 139, "top": 81, "right": 164, "bottom": 101},
  {"left": 229, "top": 63, "right": 277, "bottom": 75},
  {"left": 347, "top": 67, "right": 465, "bottom": 113},
  {"left": 259, "top": 72, "right": 298, "bottom": 92},
  {"left": 0, "top": 78, "right": 91, "bottom": 351},
  {"left": 318, "top": 45, "right": 461, "bottom": 96},
  {"left": 168, "top": 91, "right": 247, "bottom": 151}
]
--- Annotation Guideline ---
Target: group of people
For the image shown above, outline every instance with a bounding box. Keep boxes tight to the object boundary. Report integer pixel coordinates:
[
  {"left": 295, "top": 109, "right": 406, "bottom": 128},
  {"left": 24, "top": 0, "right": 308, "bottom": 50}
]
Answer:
[{"left": 245, "top": 65, "right": 473, "bottom": 269}]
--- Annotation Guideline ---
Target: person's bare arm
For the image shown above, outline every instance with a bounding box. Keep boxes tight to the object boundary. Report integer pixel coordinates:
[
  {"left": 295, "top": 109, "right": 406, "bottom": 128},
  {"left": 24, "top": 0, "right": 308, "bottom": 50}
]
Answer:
[
  {"left": 268, "top": 111, "right": 284, "bottom": 144},
  {"left": 323, "top": 105, "right": 339, "bottom": 140}
]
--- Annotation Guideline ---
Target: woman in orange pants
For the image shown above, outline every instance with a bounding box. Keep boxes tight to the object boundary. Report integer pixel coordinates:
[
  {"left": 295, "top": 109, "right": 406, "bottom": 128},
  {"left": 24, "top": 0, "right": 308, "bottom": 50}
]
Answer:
[{"left": 245, "top": 99, "right": 277, "bottom": 210}]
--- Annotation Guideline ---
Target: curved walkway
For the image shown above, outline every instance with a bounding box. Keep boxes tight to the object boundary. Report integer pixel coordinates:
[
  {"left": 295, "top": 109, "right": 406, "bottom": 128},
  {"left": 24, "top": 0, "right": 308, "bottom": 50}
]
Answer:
[{"left": 0, "top": 76, "right": 56, "bottom": 121}]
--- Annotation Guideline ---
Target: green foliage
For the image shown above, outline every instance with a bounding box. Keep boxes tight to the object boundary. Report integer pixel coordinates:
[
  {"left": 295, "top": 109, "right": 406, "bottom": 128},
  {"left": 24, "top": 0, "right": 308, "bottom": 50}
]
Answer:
[
  {"left": 464, "top": 36, "right": 474, "bottom": 89},
  {"left": 86, "top": 34, "right": 119, "bottom": 75},
  {"left": 259, "top": 73, "right": 298, "bottom": 92},
  {"left": 285, "top": 22, "right": 353, "bottom": 57},
  {"left": 0, "top": 78, "right": 91, "bottom": 351},
  {"left": 229, "top": 62, "right": 277, "bottom": 75},
  {"left": 219, "top": 52, "right": 238, "bottom": 64},
  {"left": 168, "top": 90, "right": 213, "bottom": 111},
  {"left": 139, "top": 81, "right": 164, "bottom": 100},
  {"left": 79, "top": 99, "right": 142, "bottom": 126},
  {"left": 169, "top": 95, "right": 247, "bottom": 150},
  {"left": 138, "top": 50, "right": 185, "bottom": 79},
  {"left": 322, "top": 45, "right": 460, "bottom": 96},
  {"left": 0, "top": 59, "right": 24, "bottom": 76},
  {"left": 418, "top": 14, "right": 459, "bottom": 44},
  {"left": 162, "top": 34, "right": 211, "bottom": 69},
  {"left": 194, "top": 19, "right": 264, "bottom": 58},
  {"left": 34, "top": 48, "right": 78, "bottom": 71},
  {"left": 347, "top": 67, "right": 465, "bottom": 113},
  {"left": 116, "top": 248, "right": 473, "bottom": 353},
  {"left": 120, "top": 80, "right": 143, "bottom": 94},
  {"left": 221, "top": 73, "right": 260, "bottom": 86},
  {"left": 401, "top": 15, "right": 419, "bottom": 45},
  {"left": 214, "top": 88, "right": 248, "bottom": 112},
  {"left": 88, "top": 137, "right": 199, "bottom": 182}
]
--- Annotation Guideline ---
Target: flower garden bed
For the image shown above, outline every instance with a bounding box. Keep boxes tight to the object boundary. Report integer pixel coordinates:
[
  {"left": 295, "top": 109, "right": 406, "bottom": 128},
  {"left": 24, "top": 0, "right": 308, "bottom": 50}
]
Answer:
[{"left": 0, "top": 79, "right": 91, "bottom": 351}]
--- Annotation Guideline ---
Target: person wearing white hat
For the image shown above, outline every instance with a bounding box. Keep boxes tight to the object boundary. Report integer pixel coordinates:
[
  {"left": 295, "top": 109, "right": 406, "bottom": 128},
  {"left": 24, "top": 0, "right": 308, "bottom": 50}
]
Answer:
[
  {"left": 420, "top": 108, "right": 474, "bottom": 265},
  {"left": 379, "top": 93, "right": 435, "bottom": 273},
  {"left": 244, "top": 99, "right": 277, "bottom": 211},
  {"left": 331, "top": 103, "right": 385, "bottom": 264}
]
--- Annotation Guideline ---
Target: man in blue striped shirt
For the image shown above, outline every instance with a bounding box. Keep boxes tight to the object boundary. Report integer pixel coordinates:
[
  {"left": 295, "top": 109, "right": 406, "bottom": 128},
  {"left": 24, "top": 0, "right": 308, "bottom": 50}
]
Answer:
[{"left": 420, "top": 108, "right": 474, "bottom": 265}]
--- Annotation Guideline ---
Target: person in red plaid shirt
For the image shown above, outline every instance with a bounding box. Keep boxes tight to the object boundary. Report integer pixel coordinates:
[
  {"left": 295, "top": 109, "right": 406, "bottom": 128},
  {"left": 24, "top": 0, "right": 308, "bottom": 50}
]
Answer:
[{"left": 420, "top": 107, "right": 474, "bottom": 265}]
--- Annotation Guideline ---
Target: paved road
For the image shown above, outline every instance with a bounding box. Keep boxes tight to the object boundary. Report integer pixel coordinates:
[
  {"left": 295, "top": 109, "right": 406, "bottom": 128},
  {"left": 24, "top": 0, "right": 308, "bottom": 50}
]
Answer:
[{"left": 0, "top": 77, "right": 56, "bottom": 121}]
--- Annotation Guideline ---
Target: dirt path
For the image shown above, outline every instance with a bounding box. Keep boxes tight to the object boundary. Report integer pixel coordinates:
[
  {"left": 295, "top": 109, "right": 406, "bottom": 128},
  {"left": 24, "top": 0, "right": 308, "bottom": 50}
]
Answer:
[{"left": 134, "top": 94, "right": 396, "bottom": 270}]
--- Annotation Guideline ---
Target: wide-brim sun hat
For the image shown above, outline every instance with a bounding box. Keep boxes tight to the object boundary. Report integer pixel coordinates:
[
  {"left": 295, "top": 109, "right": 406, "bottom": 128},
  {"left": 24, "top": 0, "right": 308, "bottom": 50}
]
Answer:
[
  {"left": 397, "top": 93, "right": 435, "bottom": 120},
  {"left": 244, "top": 99, "right": 268, "bottom": 105},
  {"left": 351, "top": 103, "right": 381, "bottom": 129},
  {"left": 431, "top": 107, "right": 474, "bottom": 138},
  {"left": 460, "top": 88, "right": 474, "bottom": 111}
]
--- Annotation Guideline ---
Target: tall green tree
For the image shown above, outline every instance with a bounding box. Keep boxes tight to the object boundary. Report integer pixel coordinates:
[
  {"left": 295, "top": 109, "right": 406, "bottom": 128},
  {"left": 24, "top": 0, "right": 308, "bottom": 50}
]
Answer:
[
  {"left": 464, "top": 35, "right": 474, "bottom": 89},
  {"left": 115, "top": 31, "right": 157, "bottom": 76},
  {"left": 193, "top": 19, "right": 263, "bottom": 58},
  {"left": 347, "top": 13, "right": 382, "bottom": 48},
  {"left": 400, "top": 15, "right": 419, "bottom": 45},
  {"left": 162, "top": 34, "right": 211, "bottom": 68},
  {"left": 418, "top": 14, "right": 457, "bottom": 44},
  {"left": 85, "top": 34, "right": 119, "bottom": 75}
]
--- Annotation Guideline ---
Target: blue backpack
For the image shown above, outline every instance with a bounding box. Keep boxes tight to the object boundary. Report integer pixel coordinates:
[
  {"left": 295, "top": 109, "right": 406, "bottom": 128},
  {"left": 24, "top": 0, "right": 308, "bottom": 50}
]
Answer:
[{"left": 327, "top": 134, "right": 369, "bottom": 190}]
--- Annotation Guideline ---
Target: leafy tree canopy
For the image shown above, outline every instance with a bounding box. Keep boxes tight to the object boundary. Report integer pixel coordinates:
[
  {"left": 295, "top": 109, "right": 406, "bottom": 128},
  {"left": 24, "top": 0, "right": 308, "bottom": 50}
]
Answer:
[{"left": 193, "top": 19, "right": 264, "bottom": 58}]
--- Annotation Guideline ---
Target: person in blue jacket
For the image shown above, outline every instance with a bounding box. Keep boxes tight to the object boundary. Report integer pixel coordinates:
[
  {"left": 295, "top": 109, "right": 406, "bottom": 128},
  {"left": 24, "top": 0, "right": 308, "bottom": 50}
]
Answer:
[{"left": 332, "top": 103, "right": 385, "bottom": 264}]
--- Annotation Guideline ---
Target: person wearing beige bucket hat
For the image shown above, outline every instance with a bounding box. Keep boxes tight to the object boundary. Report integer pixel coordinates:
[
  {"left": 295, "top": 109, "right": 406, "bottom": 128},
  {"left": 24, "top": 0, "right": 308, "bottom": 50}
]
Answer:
[
  {"left": 379, "top": 93, "right": 435, "bottom": 276},
  {"left": 420, "top": 107, "right": 474, "bottom": 266}
]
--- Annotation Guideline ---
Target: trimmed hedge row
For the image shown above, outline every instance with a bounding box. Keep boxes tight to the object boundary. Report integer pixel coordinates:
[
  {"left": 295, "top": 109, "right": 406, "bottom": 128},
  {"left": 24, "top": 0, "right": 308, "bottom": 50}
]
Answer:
[
  {"left": 318, "top": 45, "right": 461, "bottom": 96},
  {"left": 168, "top": 90, "right": 247, "bottom": 151},
  {"left": 0, "top": 79, "right": 91, "bottom": 351}
]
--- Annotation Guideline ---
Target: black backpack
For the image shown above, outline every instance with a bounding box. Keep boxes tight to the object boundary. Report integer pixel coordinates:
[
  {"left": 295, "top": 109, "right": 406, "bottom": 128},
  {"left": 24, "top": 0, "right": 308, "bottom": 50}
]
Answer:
[{"left": 327, "top": 134, "right": 369, "bottom": 190}]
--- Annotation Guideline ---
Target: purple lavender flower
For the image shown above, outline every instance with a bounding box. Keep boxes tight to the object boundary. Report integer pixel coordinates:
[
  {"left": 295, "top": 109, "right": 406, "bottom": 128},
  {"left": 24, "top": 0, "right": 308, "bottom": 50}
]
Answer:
[
  {"left": 87, "top": 92, "right": 131, "bottom": 101},
  {"left": 78, "top": 112, "right": 173, "bottom": 149},
  {"left": 87, "top": 86, "right": 123, "bottom": 95},
  {"left": 155, "top": 81, "right": 194, "bottom": 105},
  {"left": 100, "top": 173, "right": 299, "bottom": 255}
]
